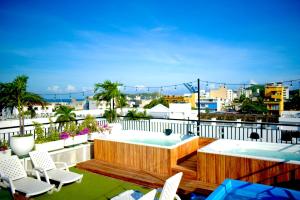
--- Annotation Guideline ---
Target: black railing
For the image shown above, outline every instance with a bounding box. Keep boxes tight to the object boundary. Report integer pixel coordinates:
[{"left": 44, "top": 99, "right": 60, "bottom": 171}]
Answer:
[{"left": 1, "top": 117, "right": 300, "bottom": 144}]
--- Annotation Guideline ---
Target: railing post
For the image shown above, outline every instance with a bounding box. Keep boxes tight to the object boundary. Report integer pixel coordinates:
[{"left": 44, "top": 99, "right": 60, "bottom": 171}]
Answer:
[
  {"left": 148, "top": 119, "right": 151, "bottom": 132},
  {"left": 197, "top": 78, "right": 201, "bottom": 136}
]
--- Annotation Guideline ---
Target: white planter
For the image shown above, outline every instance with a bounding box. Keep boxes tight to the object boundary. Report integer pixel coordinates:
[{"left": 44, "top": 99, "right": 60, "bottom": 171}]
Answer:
[
  {"left": 73, "top": 134, "right": 88, "bottom": 145},
  {"left": 88, "top": 132, "right": 100, "bottom": 141},
  {"left": 0, "top": 149, "right": 12, "bottom": 157},
  {"left": 35, "top": 140, "right": 64, "bottom": 152},
  {"left": 64, "top": 137, "right": 74, "bottom": 147},
  {"left": 63, "top": 135, "right": 88, "bottom": 147},
  {"left": 10, "top": 135, "right": 34, "bottom": 156}
]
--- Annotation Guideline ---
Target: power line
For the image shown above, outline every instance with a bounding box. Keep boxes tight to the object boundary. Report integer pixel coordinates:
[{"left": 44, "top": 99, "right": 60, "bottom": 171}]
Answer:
[{"left": 38, "top": 78, "right": 300, "bottom": 97}]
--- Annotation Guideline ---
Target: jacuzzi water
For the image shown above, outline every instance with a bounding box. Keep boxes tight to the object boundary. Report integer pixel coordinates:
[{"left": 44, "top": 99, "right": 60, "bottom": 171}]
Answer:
[
  {"left": 199, "top": 139, "right": 300, "bottom": 162},
  {"left": 105, "top": 130, "right": 194, "bottom": 147},
  {"left": 228, "top": 148, "right": 300, "bottom": 162}
]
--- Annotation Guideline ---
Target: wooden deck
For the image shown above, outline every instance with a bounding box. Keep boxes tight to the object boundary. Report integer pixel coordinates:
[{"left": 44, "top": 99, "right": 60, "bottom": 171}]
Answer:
[
  {"left": 77, "top": 159, "right": 216, "bottom": 195},
  {"left": 172, "top": 152, "right": 197, "bottom": 180}
]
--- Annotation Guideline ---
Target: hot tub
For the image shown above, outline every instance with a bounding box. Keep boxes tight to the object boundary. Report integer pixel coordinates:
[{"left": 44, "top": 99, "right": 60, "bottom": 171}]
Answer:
[
  {"left": 94, "top": 130, "right": 199, "bottom": 176},
  {"left": 100, "top": 130, "right": 196, "bottom": 148},
  {"left": 199, "top": 139, "right": 300, "bottom": 163},
  {"left": 197, "top": 139, "right": 300, "bottom": 188}
]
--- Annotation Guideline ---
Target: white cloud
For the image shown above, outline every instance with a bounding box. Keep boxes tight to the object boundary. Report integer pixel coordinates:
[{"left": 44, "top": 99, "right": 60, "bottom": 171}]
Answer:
[
  {"left": 66, "top": 84, "right": 76, "bottom": 92},
  {"left": 47, "top": 85, "right": 60, "bottom": 92},
  {"left": 249, "top": 80, "right": 258, "bottom": 85}
]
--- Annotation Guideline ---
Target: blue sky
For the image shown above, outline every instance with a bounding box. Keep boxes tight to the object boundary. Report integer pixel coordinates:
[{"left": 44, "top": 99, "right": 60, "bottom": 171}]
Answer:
[{"left": 0, "top": 0, "right": 300, "bottom": 95}]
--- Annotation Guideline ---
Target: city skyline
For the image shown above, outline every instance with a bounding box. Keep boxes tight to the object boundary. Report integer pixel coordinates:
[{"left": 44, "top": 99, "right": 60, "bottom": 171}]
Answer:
[{"left": 1, "top": 0, "right": 300, "bottom": 94}]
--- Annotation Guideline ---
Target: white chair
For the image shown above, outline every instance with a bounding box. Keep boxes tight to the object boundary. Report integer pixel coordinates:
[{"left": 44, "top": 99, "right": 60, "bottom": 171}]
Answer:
[
  {"left": 0, "top": 155, "right": 54, "bottom": 198},
  {"left": 157, "top": 172, "right": 182, "bottom": 200},
  {"left": 29, "top": 150, "right": 83, "bottom": 191},
  {"left": 111, "top": 189, "right": 157, "bottom": 200},
  {"left": 112, "top": 172, "right": 183, "bottom": 200}
]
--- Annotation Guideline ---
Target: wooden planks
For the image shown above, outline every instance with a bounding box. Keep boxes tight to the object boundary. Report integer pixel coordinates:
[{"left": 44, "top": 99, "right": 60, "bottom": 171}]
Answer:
[
  {"left": 77, "top": 159, "right": 216, "bottom": 195},
  {"left": 197, "top": 151, "right": 300, "bottom": 189},
  {"left": 94, "top": 137, "right": 199, "bottom": 177}
]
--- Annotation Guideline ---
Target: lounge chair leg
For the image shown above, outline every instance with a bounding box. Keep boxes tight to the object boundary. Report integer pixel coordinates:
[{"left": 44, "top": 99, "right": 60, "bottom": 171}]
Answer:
[
  {"left": 175, "top": 194, "right": 181, "bottom": 200},
  {"left": 54, "top": 183, "right": 63, "bottom": 192},
  {"left": 48, "top": 186, "right": 55, "bottom": 194},
  {"left": 76, "top": 176, "right": 83, "bottom": 183}
]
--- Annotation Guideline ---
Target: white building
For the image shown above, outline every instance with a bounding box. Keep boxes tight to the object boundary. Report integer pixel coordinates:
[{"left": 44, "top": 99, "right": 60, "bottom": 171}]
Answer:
[
  {"left": 279, "top": 111, "right": 300, "bottom": 131},
  {"left": 283, "top": 86, "right": 289, "bottom": 100},
  {"left": 226, "top": 89, "right": 233, "bottom": 101},
  {"left": 146, "top": 104, "right": 169, "bottom": 118},
  {"left": 169, "top": 103, "right": 191, "bottom": 119}
]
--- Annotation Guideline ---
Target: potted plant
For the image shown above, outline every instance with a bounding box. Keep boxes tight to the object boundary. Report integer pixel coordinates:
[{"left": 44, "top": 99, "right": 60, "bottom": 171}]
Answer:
[
  {"left": 78, "top": 115, "right": 100, "bottom": 140},
  {"left": 61, "top": 122, "right": 88, "bottom": 147},
  {"left": 34, "top": 120, "right": 64, "bottom": 152},
  {"left": 0, "top": 139, "right": 11, "bottom": 156},
  {"left": 0, "top": 75, "right": 45, "bottom": 156}
]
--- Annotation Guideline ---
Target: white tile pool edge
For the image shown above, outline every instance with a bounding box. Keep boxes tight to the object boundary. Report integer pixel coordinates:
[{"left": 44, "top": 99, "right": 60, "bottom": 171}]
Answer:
[
  {"left": 198, "top": 139, "right": 300, "bottom": 165},
  {"left": 95, "top": 131, "right": 199, "bottom": 149}
]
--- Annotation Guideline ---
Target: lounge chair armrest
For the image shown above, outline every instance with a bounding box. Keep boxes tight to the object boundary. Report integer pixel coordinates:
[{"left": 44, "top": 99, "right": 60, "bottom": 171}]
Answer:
[
  {"left": 26, "top": 169, "right": 37, "bottom": 178},
  {"left": 27, "top": 169, "right": 41, "bottom": 180},
  {"left": 0, "top": 174, "right": 15, "bottom": 194},
  {"left": 33, "top": 167, "right": 50, "bottom": 184},
  {"left": 54, "top": 162, "right": 69, "bottom": 171}
]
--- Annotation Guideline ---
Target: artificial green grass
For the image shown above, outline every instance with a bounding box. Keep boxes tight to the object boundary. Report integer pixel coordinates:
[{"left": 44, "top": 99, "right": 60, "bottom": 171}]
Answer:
[{"left": 0, "top": 167, "right": 151, "bottom": 200}]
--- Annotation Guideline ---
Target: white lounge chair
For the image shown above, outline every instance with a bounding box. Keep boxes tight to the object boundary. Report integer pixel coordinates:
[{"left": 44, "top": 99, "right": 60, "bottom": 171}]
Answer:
[
  {"left": 29, "top": 150, "right": 83, "bottom": 191},
  {"left": 0, "top": 155, "right": 54, "bottom": 198},
  {"left": 111, "top": 189, "right": 157, "bottom": 200},
  {"left": 112, "top": 172, "right": 183, "bottom": 200}
]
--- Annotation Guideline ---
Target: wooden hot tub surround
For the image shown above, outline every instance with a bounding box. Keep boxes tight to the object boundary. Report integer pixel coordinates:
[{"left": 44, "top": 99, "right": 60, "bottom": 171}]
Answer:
[
  {"left": 197, "top": 149, "right": 300, "bottom": 189},
  {"left": 94, "top": 136, "right": 200, "bottom": 177}
]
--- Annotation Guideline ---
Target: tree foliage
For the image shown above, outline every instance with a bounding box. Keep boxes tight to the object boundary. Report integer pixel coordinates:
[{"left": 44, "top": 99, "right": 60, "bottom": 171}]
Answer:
[
  {"left": 54, "top": 105, "right": 76, "bottom": 126},
  {"left": 103, "top": 109, "right": 117, "bottom": 123},
  {"left": 126, "top": 110, "right": 150, "bottom": 120},
  {"left": 0, "top": 75, "right": 45, "bottom": 135},
  {"left": 144, "top": 97, "right": 168, "bottom": 109},
  {"left": 285, "top": 90, "right": 300, "bottom": 110},
  {"left": 240, "top": 98, "right": 268, "bottom": 114},
  {"left": 93, "top": 80, "right": 123, "bottom": 110}
]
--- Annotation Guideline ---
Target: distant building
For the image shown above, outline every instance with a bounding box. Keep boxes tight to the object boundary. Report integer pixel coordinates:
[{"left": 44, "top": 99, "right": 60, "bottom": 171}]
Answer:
[
  {"left": 283, "top": 86, "right": 289, "bottom": 100},
  {"left": 146, "top": 104, "right": 169, "bottom": 118},
  {"left": 279, "top": 111, "right": 300, "bottom": 131},
  {"left": 169, "top": 103, "right": 191, "bottom": 119},
  {"left": 198, "top": 98, "right": 223, "bottom": 113},
  {"left": 210, "top": 86, "right": 227, "bottom": 100},
  {"left": 264, "top": 82, "right": 284, "bottom": 115},
  {"left": 164, "top": 94, "right": 196, "bottom": 108},
  {"left": 237, "top": 88, "right": 252, "bottom": 98},
  {"left": 226, "top": 89, "right": 233, "bottom": 102}
]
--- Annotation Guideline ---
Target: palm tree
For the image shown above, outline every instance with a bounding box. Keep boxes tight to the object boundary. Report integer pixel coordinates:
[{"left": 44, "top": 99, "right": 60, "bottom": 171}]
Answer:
[
  {"left": 0, "top": 75, "right": 45, "bottom": 135},
  {"left": 54, "top": 105, "right": 76, "bottom": 127},
  {"left": 93, "top": 80, "right": 123, "bottom": 122},
  {"left": 117, "top": 93, "right": 128, "bottom": 116},
  {"left": 94, "top": 80, "right": 123, "bottom": 110}
]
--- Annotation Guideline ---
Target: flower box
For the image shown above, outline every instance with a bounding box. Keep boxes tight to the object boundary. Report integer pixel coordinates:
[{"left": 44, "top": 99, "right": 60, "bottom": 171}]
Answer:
[
  {"left": 88, "top": 132, "right": 100, "bottom": 141},
  {"left": 73, "top": 134, "right": 88, "bottom": 145},
  {"left": 63, "top": 134, "right": 88, "bottom": 147},
  {"left": 35, "top": 140, "right": 64, "bottom": 152}
]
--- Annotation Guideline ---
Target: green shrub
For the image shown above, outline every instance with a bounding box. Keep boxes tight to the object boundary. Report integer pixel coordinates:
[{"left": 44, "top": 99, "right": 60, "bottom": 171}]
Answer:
[
  {"left": 79, "top": 115, "right": 98, "bottom": 132},
  {"left": 33, "top": 121, "right": 46, "bottom": 144},
  {"left": 63, "top": 121, "right": 79, "bottom": 136}
]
